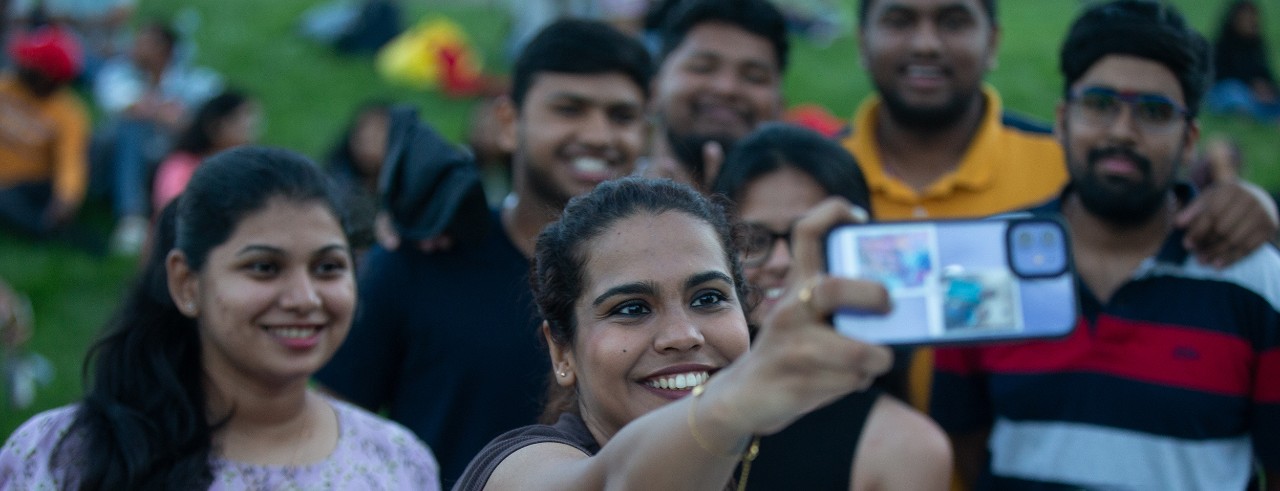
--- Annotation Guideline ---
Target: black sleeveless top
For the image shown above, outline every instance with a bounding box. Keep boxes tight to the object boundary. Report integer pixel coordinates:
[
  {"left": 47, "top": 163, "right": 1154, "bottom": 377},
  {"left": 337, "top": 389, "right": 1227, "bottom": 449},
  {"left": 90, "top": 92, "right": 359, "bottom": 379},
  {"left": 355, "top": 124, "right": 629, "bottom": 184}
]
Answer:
[
  {"left": 746, "top": 388, "right": 881, "bottom": 490},
  {"left": 453, "top": 389, "right": 881, "bottom": 491},
  {"left": 451, "top": 413, "right": 599, "bottom": 491}
]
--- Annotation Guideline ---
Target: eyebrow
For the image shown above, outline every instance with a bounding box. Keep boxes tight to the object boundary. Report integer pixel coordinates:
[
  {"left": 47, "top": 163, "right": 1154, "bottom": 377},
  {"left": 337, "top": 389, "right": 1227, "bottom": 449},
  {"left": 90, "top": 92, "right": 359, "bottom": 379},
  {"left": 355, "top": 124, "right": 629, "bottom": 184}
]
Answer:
[
  {"left": 690, "top": 49, "right": 775, "bottom": 70},
  {"left": 686, "top": 271, "right": 734, "bottom": 291},
  {"left": 880, "top": 2, "right": 972, "bottom": 16},
  {"left": 546, "top": 91, "right": 641, "bottom": 109},
  {"left": 592, "top": 281, "right": 658, "bottom": 307},
  {"left": 236, "top": 243, "right": 349, "bottom": 257},
  {"left": 589, "top": 270, "right": 734, "bottom": 308}
]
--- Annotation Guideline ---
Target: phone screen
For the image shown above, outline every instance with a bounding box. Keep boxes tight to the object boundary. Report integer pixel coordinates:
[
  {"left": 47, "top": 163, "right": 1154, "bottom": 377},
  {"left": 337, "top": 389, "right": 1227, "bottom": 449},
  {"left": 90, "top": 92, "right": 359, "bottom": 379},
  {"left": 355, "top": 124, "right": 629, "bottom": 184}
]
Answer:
[{"left": 825, "top": 217, "right": 1078, "bottom": 346}]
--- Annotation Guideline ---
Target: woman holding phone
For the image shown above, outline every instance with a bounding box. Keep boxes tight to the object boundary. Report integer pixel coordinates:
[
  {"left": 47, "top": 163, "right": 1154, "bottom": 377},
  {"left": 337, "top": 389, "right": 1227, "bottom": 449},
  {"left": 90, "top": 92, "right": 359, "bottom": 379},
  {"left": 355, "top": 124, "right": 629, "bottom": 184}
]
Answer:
[
  {"left": 455, "top": 175, "right": 946, "bottom": 490},
  {"left": 0, "top": 147, "right": 439, "bottom": 489}
]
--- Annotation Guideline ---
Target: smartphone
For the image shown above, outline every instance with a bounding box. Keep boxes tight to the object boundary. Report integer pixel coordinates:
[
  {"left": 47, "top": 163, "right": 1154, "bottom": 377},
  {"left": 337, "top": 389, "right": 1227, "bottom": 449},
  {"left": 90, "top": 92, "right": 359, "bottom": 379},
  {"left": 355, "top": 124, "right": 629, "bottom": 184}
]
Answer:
[{"left": 825, "top": 216, "right": 1078, "bottom": 346}]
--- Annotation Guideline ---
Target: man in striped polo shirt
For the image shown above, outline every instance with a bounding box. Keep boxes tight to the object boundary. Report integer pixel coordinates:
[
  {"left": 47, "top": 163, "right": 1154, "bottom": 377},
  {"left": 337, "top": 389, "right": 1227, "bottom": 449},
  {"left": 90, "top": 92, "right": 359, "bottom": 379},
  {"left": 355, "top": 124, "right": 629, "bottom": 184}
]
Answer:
[{"left": 933, "top": 1, "right": 1279, "bottom": 489}]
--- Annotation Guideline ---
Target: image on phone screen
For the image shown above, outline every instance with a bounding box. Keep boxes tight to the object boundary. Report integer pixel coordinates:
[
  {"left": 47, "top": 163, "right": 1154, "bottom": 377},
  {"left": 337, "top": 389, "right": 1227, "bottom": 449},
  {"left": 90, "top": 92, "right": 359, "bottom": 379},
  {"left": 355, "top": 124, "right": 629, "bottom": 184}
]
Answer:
[{"left": 826, "top": 217, "right": 1076, "bottom": 346}]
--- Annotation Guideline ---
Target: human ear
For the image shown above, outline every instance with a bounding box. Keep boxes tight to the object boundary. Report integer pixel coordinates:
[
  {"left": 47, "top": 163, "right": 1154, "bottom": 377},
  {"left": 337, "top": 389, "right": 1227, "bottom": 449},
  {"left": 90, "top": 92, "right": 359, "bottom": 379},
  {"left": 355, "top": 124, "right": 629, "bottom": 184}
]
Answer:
[
  {"left": 985, "top": 26, "right": 1002, "bottom": 72},
  {"left": 543, "top": 321, "right": 577, "bottom": 387},
  {"left": 1054, "top": 102, "right": 1067, "bottom": 142},
  {"left": 494, "top": 96, "right": 518, "bottom": 154},
  {"left": 166, "top": 251, "right": 200, "bottom": 318}
]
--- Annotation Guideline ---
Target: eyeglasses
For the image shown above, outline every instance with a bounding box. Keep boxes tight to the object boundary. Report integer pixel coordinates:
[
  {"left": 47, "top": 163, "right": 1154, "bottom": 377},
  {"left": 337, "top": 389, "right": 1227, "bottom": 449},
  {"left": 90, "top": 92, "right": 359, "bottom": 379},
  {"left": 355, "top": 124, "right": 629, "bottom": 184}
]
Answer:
[
  {"left": 1068, "top": 86, "right": 1190, "bottom": 133},
  {"left": 736, "top": 222, "right": 792, "bottom": 267}
]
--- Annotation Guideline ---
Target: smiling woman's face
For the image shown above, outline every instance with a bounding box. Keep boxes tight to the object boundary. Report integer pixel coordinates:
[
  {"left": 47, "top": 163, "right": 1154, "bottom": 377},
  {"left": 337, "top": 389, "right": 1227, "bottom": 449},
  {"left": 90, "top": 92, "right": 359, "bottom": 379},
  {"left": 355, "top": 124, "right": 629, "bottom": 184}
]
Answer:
[
  {"left": 735, "top": 167, "right": 828, "bottom": 323},
  {"left": 175, "top": 198, "right": 355, "bottom": 389},
  {"left": 555, "top": 210, "right": 750, "bottom": 442}
]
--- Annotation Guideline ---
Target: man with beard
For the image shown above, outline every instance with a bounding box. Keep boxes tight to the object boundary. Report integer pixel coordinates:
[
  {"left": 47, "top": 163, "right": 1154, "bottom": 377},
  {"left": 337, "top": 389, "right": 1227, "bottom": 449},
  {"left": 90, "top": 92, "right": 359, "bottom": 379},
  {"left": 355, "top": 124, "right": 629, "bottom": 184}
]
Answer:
[
  {"left": 638, "top": 0, "right": 787, "bottom": 192},
  {"left": 847, "top": 0, "right": 1279, "bottom": 412},
  {"left": 315, "top": 20, "right": 650, "bottom": 486},
  {"left": 931, "top": 2, "right": 1280, "bottom": 488}
]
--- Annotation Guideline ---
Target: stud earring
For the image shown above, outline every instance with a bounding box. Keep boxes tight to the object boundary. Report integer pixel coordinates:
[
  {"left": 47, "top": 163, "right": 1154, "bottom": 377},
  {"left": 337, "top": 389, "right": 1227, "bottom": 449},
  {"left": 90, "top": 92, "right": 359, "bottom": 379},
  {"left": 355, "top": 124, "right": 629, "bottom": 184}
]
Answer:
[{"left": 558, "top": 371, "right": 566, "bottom": 377}]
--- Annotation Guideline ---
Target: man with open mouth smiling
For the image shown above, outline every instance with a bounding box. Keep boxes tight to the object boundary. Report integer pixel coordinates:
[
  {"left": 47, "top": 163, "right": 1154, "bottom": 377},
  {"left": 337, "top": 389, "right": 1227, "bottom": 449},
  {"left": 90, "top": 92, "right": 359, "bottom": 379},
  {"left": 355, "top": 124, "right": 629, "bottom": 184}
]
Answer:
[
  {"left": 314, "top": 19, "right": 651, "bottom": 486},
  {"left": 640, "top": 0, "right": 787, "bottom": 191}
]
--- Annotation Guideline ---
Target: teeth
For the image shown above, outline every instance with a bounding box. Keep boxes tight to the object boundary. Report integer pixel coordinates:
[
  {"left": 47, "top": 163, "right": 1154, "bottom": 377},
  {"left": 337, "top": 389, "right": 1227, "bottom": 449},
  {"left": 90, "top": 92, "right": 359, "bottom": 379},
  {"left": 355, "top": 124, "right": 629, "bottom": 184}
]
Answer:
[
  {"left": 645, "top": 371, "right": 709, "bottom": 390},
  {"left": 906, "top": 65, "right": 942, "bottom": 77},
  {"left": 270, "top": 326, "right": 318, "bottom": 339},
  {"left": 765, "top": 287, "right": 784, "bottom": 300},
  {"left": 572, "top": 157, "right": 608, "bottom": 174}
]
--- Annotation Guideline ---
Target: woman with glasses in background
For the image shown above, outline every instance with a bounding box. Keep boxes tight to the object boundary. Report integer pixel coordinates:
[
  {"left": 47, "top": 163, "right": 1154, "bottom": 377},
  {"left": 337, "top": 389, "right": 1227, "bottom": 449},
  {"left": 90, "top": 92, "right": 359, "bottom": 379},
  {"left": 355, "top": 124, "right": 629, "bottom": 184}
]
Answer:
[{"left": 711, "top": 123, "right": 951, "bottom": 490}]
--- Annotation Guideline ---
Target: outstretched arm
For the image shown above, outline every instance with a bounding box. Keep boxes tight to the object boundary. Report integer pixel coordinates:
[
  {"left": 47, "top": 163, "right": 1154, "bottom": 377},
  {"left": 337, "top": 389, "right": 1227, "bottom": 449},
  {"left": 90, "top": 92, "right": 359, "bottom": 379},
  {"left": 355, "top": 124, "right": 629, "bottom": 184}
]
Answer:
[{"left": 483, "top": 199, "right": 895, "bottom": 491}]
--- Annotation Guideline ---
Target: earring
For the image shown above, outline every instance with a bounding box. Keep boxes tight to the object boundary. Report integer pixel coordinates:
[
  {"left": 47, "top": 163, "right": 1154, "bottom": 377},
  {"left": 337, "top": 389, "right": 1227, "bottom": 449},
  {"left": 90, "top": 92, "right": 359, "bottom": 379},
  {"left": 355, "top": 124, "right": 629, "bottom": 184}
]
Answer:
[{"left": 558, "top": 371, "right": 566, "bottom": 377}]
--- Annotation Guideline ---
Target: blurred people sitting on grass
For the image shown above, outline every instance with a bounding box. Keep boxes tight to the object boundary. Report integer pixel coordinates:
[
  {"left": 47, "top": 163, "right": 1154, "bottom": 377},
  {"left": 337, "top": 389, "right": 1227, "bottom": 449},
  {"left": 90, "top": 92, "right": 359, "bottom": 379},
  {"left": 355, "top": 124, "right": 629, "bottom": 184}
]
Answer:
[
  {"left": 91, "top": 20, "right": 220, "bottom": 256},
  {"left": 0, "top": 146, "right": 440, "bottom": 489},
  {"left": 6, "top": 0, "right": 136, "bottom": 80},
  {"left": 0, "top": 26, "right": 90, "bottom": 244},
  {"left": 1207, "top": 0, "right": 1280, "bottom": 124},
  {"left": 151, "top": 89, "right": 261, "bottom": 213}
]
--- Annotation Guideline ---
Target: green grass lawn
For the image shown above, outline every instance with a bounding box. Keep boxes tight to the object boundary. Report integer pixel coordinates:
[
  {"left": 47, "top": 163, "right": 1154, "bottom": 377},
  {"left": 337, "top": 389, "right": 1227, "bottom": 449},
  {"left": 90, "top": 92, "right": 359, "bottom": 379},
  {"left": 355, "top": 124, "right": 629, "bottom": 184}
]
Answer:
[{"left": 3, "top": 0, "right": 1278, "bottom": 437}]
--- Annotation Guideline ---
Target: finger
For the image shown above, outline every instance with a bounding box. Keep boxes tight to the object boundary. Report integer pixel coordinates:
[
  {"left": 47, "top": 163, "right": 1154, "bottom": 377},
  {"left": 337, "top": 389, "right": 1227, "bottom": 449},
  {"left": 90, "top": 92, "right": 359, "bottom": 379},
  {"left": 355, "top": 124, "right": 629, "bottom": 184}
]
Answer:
[
  {"left": 1179, "top": 203, "right": 1217, "bottom": 251},
  {"left": 1207, "top": 141, "right": 1239, "bottom": 184},
  {"left": 701, "top": 141, "right": 724, "bottom": 189},
  {"left": 766, "top": 276, "right": 890, "bottom": 338},
  {"left": 788, "top": 198, "right": 859, "bottom": 284},
  {"left": 1174, "top": 196, "right": 1204, "bottom": 229},
  {"left": 806, "top": 277, "right": 892, "bottom": 317},
  {"left": 374, "top": 213, "right": 401, "bottom": 251}
]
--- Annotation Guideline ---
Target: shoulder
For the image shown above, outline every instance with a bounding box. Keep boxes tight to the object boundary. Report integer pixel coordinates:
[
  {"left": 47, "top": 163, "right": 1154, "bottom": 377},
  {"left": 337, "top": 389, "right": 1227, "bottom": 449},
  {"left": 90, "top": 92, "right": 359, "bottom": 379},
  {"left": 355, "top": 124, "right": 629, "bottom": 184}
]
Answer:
[
  {"left": 0, "top": 405, "right": 80, "bottom": 488},
  {"left": 993, "top": 111, "right": 1060, "bottom": 153},
  {"left": 852, "top": 395, "right": 952, "bottom": 490},
  {"left": 329, "top": 397, "right": 438, "bottom": 469},
  {"left": 998, "top": 111, "right": 1053, "bottom": 136},
  {"left": 324, "top": 398, "right": 441, "bottom": 488},
  {"left": 50, "top": 89, "right": 88, "bottom": 114},
  {"left": 1179, "top": 245, "right": 1280, "bottom": 311},
  {"left": 453, "top": 418, "right": 594, "bottom": 491}
]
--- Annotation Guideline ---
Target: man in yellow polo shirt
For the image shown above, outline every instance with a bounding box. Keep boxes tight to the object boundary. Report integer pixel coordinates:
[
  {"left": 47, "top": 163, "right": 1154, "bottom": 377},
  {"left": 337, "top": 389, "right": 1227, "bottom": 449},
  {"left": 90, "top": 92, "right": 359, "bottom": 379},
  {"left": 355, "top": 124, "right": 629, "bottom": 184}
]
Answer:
[{"left": 844, "top": 0, "right": 1278, "bottom": 413}]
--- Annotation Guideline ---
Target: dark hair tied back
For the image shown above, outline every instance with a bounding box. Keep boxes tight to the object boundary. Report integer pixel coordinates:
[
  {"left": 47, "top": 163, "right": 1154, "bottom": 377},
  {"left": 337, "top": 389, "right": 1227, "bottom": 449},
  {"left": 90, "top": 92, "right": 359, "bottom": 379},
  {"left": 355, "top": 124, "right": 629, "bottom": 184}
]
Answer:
[{"left": 531, "top": 177, "right": 748, "bottom": 421}]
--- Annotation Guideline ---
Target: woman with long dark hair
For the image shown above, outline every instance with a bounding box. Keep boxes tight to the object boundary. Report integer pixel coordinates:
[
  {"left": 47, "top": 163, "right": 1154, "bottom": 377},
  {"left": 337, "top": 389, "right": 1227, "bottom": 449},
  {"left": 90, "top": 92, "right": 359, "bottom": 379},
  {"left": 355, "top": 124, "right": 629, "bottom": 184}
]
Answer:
[{"left": 0, "top": 146, "right": 439, "bottom": 489}]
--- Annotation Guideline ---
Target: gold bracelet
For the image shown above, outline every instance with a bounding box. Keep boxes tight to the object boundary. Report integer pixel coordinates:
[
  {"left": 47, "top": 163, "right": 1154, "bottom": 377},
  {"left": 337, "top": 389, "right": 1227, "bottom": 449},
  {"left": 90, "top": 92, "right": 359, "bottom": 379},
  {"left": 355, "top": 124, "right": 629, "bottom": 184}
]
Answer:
[
  {"left": 686, "top": 385, "right": 764, "bottom": 490},
  {"left": 687, "top": 385, "right": 750, "bottom": 457}
]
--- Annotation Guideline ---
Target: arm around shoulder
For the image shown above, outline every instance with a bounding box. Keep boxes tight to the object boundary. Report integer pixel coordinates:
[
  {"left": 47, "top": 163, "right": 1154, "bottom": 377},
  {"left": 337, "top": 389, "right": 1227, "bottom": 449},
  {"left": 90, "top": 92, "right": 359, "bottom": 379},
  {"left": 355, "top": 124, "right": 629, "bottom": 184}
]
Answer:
[{"left": 851, "top": 394, "right": 953, "bottom": 491}]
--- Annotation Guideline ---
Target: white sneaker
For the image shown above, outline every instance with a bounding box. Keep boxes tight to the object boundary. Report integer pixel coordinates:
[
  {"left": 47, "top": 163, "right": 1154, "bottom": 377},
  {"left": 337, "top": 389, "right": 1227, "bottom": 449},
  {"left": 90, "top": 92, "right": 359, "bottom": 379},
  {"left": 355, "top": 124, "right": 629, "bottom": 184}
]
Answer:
[{"left": 110, "top": 215, "right": 149, "bottom": 256}]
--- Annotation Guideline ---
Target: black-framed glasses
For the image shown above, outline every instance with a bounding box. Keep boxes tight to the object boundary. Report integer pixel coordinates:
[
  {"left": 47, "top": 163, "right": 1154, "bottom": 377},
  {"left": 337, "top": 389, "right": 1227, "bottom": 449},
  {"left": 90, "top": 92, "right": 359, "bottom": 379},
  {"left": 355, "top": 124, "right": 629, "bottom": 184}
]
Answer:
[
  {"left": 735, "top": 222, "right": 792, "bottom": 267},
  {"left": 1068, "top": 86, "right": 1190, "bottom": 133}
]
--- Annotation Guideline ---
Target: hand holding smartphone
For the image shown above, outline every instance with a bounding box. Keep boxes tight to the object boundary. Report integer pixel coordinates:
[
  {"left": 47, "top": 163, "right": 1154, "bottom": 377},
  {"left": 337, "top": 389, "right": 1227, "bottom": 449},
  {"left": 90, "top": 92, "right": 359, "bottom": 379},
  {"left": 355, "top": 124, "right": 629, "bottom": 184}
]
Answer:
[{"left": 825, "top": 216, "right": 1078, "bottom": 346}]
